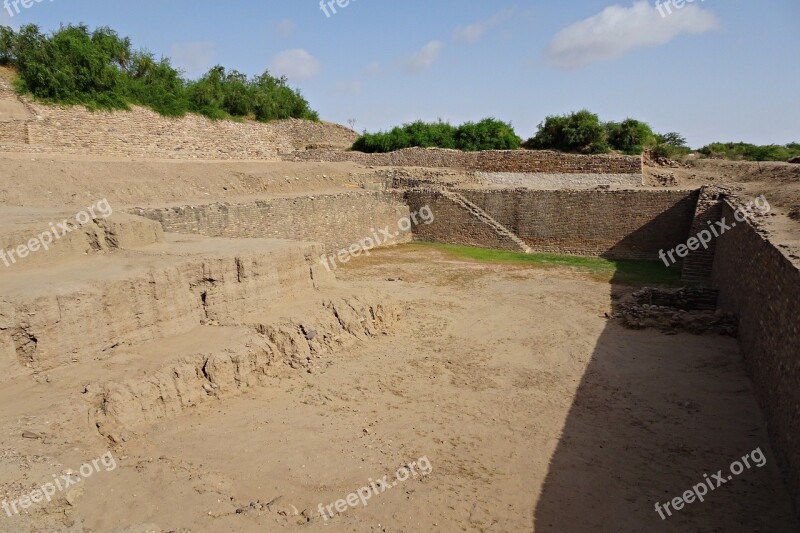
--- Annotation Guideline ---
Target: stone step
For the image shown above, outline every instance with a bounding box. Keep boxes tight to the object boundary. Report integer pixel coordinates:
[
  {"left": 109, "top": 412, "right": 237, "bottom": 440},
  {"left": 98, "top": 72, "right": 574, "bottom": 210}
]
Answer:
[{"left": 440, "top": 190, "right": 533, "bottom": 253}]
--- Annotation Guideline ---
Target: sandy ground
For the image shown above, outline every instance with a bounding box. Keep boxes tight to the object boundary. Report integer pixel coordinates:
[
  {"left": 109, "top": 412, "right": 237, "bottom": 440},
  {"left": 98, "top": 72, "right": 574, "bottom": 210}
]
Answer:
[
  {"left": 0, "top": 150, "right": 798, "bottom": 531},
  {"left": 645, "top": 157, "right": 800, "bottom": 220},
  {"left": 0, "top": 245, "right": 796, "bottom": 532},
  {"left": 648, "top": 157, "right": 800, "bottom": 260}
]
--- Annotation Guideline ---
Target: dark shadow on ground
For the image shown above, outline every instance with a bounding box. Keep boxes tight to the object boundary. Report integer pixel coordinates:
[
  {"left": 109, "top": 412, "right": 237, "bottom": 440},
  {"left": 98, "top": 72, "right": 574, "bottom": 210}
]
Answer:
[{"left": 533, "top": 223, "right": 799, "bottom": 532}]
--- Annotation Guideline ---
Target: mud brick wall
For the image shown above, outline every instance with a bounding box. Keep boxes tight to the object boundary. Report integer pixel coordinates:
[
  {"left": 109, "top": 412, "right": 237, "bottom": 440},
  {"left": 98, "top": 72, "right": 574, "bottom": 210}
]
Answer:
[
  {"left": 132, "top": 192, "right": 411, "bottom": 254},
  {"left": 712, "top": 201, "right": 800, "bottom": 511},
  {"left": 406, "top": 189, "right": 697, "bottom": 260},
  {"left": 288, "top": 147, "right": 642, "bottom": 175}
]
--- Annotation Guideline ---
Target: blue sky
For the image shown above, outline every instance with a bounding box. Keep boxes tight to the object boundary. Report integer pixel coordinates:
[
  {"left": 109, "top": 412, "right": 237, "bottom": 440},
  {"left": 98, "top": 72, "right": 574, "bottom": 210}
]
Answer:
[{"left": 2, "top": 0, "right": 798, "bottom": 147}]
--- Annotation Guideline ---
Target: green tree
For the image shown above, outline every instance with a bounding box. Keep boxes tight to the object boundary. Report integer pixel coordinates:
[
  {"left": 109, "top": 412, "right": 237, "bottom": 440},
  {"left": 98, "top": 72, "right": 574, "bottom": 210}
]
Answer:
[
  {"left": 606, "top": 118, "right": 655, "bottom": 155},
  {"left": 352, "top": 119, "right": 521, "bottom": 153},
  {"left": 124, "top": 51, "right": 188, "bottom": 116},
  {"left": 524, "top": 110, "right": 608, "bottom": 154},
  {"left": 455, "top": 118, "right": 521, "bottom": 151},
  {"left": 0, "top": 24, "right": 319, "bottom": 122},
  {"left": 0, "top": 26, "right": 17, "bottom": 66},
  {"left": 655, "top": 132, "right": 688, "bottom": 148}
]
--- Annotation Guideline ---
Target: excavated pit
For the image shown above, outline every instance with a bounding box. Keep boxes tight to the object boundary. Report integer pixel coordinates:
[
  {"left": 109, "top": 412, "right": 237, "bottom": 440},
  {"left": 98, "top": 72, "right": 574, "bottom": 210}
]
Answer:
[{"left": 0, "top": 169, "right": 797, "bottom": 532}]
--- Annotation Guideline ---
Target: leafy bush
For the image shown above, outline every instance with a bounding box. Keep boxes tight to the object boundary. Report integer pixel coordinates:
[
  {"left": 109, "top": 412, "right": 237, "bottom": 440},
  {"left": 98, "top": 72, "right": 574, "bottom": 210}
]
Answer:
[
  {"left": 121, "top": 51, "right": 189, "bottom": 117},
  {"left": 352, "top": 118, "right": 520, "bottom": 153},
  {"left": 698, "top": 142, "right": 800, "bottom": 162},
  {"left": 605, "top": 119, "right": 656, "bottom": 155},
  {"left": 455, "top": 118, "right": 521, "bottom": 151},
  {"left": 0, "top": 24, "right": 318, "bottom": 122},
  {"left": 651, "top": 132, "right": 692, "bottom": 159},
  {"left": 0, "top": 26, "right": 17, "bottom": 65},
  {"left": 523, "top": 110, "right": 608, "bottom": 154}
]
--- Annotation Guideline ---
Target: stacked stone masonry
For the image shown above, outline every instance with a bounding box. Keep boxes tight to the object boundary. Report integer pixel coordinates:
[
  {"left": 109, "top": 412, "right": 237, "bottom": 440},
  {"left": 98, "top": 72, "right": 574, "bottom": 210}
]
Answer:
[
  {"left": 132, "top": 192, "right": 411, "bottom": 254},
  {"left": 0, "top": 79, "right": 357, "bottom": 159},
  {"left": 712, "top": 201, "right": 800, "bottom": 512},
  {"left": 682, "top": 186, "right": 726, "bottom": 284},
  {"left": 289, "top": 147, "right": 642, "bottom": 175},
  {"left": 405, "top": 189, "right": 697, "bottom": 260},
  {"left": 475, "top": 171, "right": 642, "bottom": 189}
]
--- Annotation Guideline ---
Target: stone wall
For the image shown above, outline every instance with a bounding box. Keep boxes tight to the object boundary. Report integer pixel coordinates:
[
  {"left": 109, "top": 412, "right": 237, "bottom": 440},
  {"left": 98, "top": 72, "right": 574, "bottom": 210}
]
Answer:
[
  {"left": 0, "top": 78, "right": 357, "bottom": 159},
  {"left": 406, "top": 189, "right": 697, "bottom": 260},
  {"left": 475, "top": 172, "right": 642, "bottom": 189},
  {"left": 475, "top": 171, "right": 642, "bottom": 189},
  {"left": 681, "top": 186, "right": 726, "bottom": 284},
  {"left": 712, "top": 201, "right": 800, "bottom": 511},
  {"left": 0, "top": 121, "right": 28, "bottom": 143},
  {"left": 288, "top": 147, "right": 642, "bottom": 175},
  {"left": 132, "top": 192, "right": 411, "bottom": 254}
]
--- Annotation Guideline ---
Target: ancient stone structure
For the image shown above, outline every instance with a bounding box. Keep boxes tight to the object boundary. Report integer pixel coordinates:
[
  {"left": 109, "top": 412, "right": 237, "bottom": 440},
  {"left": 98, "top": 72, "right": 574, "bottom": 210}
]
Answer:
[
  {"left": 0, "top": 74, "right": 798, "bottom": 517},
  {"left": 712, "top": 200, "right": 800, "bottom": 511},
  {"left": 0, "top": 78, "right": 357, "bottom": 159},
  {"left": 405, "top": 188, "right": 696, "bottom": 260},
  {"left": 287, "top": 147, "right": 641, "bottom": 174},
  {"left": 681, "top": 186, "right": 728, "bottom": 284},
  {"left": 132, "top": 192, "right": 411, "bottom": 254}
]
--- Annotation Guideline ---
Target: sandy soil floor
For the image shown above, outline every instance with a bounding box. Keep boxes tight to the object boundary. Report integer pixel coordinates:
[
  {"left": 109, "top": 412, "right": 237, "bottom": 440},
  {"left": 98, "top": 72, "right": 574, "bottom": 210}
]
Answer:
[
  {"left": 0, "top": 245, "right": 796, "bottom": 532},
  {"left": 0, "top": 153, "right": 386, "bottom": 210}
]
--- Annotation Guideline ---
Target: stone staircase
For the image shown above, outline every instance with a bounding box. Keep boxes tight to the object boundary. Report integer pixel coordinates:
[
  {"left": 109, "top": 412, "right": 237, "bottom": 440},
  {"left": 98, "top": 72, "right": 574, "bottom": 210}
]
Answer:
[
  {"left": 681, "top": 186, "right": 726, "bottom": 285},
  {"left": 440, "top": 189, "right": 532, "bottom": 253}
]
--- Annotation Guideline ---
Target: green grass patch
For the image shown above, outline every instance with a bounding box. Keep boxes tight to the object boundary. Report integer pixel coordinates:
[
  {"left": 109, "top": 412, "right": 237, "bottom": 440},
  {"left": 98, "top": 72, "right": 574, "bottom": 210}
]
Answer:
[{"left": 411, "top": 242, "right": 682, "bottom": 286}]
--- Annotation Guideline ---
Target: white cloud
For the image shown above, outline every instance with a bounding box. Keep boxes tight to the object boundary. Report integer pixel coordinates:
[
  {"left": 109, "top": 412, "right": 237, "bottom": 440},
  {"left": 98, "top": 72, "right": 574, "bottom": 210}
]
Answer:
[
  {"left": 454, "top": 8, "right": 514, "bottom": 44},
  {"left": 546, "top": 1, "right": 719, "bottom": 69},
  {"left": 277, "top": 19, "right": 295, "bottom": 38},
  {"left": 402, "top": 41, "right": 443, "bottom": 74},
  {"left": 170, "top": 42, "right": 218, "bottom": 78},
  {"left": 269, "top": 49, "right": 321, "bottom": 81}
]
